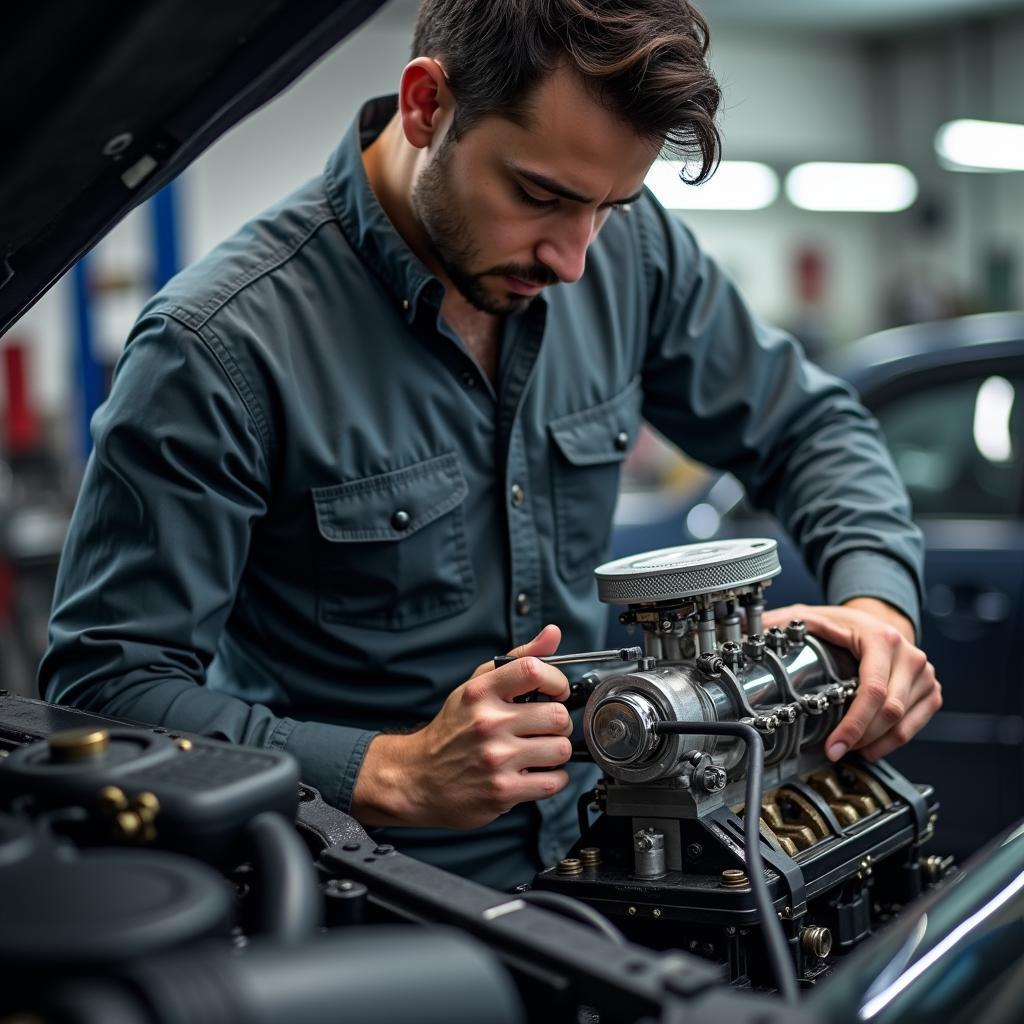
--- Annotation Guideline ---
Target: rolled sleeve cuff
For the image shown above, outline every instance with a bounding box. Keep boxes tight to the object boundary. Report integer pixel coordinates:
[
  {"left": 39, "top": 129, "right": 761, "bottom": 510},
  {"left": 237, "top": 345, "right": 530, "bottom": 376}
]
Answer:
[
  {"left": 268, "top": 717, "right": 377, "bottom": 814},
  {"left": 825, "top": 550, "right": 922, "bottom": 640}
]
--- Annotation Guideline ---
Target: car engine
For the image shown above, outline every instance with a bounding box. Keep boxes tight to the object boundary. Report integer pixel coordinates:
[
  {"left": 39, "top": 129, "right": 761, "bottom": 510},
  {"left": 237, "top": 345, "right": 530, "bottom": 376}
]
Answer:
[{"left": 531, "top": 540, "right": 947, "bottom": 996}]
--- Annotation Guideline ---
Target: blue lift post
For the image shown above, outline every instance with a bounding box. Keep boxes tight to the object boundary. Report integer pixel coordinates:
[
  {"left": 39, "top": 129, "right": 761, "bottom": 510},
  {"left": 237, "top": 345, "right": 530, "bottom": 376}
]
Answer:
[
  {"left": 70, "top": 257, "right": 106, "bottom": 464},
  {"left": 150, "top": 179, "right": 182, "bottom": 292},
  {"left": 70, "top": 179, "right": 183, "bottom": 461}
]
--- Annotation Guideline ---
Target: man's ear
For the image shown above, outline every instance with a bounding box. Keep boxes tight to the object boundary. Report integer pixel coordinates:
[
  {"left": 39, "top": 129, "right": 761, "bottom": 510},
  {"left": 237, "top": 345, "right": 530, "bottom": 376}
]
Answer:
[{"left": 398, "top": 57, "right": 454, "bottom": 150}]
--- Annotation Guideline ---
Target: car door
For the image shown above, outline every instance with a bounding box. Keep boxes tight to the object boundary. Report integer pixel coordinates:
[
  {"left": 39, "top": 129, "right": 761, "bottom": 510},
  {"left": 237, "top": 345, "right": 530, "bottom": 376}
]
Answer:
[
  {"left": 868, "top": 359, "right": 1024, "bottom": 858},
  {"left": 718, "top": 356, "right": 1024, "bottom": 859}
]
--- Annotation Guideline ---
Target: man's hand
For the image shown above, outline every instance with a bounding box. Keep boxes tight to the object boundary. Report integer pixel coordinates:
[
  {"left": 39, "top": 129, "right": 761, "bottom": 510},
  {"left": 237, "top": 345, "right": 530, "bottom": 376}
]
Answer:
[
  {"left": 762, "top": 599, "right": 942, "bottom": 763},
  {"left": 352, "top": 624, "right": 574, "bottom": 829}
]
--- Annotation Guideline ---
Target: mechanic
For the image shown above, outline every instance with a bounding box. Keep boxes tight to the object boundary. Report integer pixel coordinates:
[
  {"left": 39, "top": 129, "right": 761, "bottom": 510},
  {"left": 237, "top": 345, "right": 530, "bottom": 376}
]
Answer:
[{"left": 41, "top": 0, "right": 941, "bottom": 889}]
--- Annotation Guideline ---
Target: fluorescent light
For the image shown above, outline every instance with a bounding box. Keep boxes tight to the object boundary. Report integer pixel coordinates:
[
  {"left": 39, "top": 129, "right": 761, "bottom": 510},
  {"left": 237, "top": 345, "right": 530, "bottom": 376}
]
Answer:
[
  {"left": 935, "top": 119, "right": 1024, "bottom": 172},
  {"left": 645, "top": 160, "right": 779, "bottom": 210},
  {"left": 785, "top": 162, "right": 918, "bottom": 212},
  {"left": 973, "top": 375, "right": 1015, "bottom": 463},
  {"left": 686, "top": 503, "right": 721, "bottom": 540}
]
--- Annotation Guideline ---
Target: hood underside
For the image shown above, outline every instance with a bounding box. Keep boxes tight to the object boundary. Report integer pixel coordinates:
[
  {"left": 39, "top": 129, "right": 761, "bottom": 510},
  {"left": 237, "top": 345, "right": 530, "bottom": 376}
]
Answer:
[{"left": 0, "top": 0, "right": 387, "bottom": 335}]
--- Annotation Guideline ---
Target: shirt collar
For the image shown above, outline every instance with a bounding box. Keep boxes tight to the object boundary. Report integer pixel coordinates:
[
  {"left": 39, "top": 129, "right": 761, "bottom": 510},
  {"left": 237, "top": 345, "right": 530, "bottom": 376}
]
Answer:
[{"left": 324, "top": 95, "right": 444, "bottom": 323}]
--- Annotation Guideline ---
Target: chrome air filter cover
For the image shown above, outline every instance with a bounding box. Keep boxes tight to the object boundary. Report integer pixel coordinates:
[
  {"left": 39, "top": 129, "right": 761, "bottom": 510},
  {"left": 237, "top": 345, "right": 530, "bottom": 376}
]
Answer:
[{"left": 594, "top": 539, "right": 781, "bottom": 605}]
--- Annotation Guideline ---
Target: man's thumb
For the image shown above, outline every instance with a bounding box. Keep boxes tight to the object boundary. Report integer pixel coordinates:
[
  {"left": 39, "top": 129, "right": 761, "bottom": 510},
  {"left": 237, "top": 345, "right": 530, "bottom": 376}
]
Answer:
[{"left": 507, "top": 623, "right": 562, "bottom": 659}]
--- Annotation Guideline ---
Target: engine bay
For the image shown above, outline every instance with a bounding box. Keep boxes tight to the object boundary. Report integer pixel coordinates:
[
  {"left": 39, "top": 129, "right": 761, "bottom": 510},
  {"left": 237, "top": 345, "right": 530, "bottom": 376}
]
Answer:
[{"left": 0, "top": 541, "right": 1020, "bottom": 1024}]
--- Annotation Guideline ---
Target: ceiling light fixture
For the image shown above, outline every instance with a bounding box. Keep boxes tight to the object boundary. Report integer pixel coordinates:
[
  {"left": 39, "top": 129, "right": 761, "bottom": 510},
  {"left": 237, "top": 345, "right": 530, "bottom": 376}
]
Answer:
[
  {"left": 785, "top": 162, "right": 918, "bottom": 212},
  {"left": 645, "top": 160, "right": 779, "bottom": 210},
  {"left": 935, "top": 119, "right": 1024, "bottom": 172}
]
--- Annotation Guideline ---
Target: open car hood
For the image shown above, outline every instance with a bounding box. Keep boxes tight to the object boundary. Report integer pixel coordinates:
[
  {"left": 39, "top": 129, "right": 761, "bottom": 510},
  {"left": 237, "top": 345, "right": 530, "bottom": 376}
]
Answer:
[{"left": 0, "top": 0, "right": 387, "bottom": 336}]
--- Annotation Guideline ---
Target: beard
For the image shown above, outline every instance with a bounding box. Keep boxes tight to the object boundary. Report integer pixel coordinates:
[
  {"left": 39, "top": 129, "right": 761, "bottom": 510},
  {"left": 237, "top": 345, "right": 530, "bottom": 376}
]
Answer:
[{"left": 411, "top": 136, "right": 557, "bottom": 315}]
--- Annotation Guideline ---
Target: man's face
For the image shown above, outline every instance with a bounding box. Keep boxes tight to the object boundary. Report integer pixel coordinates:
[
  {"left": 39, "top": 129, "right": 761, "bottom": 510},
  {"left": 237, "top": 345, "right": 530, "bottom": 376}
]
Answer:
[{"left": 411, "top": 66, "right": 660, "bottom": 315}]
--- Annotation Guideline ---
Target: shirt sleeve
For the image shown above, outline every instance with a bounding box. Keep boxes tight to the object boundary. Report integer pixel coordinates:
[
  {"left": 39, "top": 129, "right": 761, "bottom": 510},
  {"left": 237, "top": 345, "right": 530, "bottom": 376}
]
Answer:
[
  {"left": 635, "top": 197, "right": 924, "bottom": 634},
  {"left": 38, "top": 312, "right": 377, "bottom": 812}
]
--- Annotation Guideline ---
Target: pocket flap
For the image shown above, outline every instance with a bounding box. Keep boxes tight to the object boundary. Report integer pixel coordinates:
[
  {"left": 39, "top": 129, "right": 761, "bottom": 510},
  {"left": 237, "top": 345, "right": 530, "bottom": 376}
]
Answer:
[
  {"left": 548, "top": 376, "right": 643, "bottom": 466},
  {"left": 312, "top": 452, "right": 468, "bottom": 542}
]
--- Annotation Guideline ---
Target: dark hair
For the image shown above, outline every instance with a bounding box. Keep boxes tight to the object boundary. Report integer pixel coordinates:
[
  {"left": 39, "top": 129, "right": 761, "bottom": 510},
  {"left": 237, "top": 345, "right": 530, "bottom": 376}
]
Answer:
[{"left": 411, "top": 0, "right": 722, "bottom": 183}]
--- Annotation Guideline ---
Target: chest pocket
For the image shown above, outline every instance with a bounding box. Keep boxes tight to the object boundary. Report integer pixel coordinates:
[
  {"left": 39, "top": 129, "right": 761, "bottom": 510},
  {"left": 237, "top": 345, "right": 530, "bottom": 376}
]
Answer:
[
  {"left": 548, "top": 376, "right": 644, "bottom": 583},
  {"left": 311, "top": 452, "right": 475, "bottom": 630}
]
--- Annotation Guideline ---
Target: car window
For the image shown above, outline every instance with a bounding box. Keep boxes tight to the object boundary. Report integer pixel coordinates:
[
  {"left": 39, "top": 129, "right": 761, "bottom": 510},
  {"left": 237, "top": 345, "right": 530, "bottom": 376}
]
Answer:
[{"left": 874, "top": 372, "right": 1024, "bottom": 518}]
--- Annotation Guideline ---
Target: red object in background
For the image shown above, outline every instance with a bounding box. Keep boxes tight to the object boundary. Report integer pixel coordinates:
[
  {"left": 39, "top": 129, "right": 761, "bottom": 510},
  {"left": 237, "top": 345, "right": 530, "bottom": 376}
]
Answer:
[
  {"left": 2, "top": 341, "right": 41, "bottom": 456},
  {"left": 795, "top": 245, "right": 826, "bottom": 305},
  {"left": 0, "top": 558, "right": 12, "bottom": 621}
]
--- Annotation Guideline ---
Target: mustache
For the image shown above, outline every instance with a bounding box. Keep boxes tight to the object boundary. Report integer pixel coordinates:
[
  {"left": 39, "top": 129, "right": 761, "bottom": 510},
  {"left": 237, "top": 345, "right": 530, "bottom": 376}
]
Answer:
[{"left": 487, "top": 264, "right": 560, "bottom": 287}]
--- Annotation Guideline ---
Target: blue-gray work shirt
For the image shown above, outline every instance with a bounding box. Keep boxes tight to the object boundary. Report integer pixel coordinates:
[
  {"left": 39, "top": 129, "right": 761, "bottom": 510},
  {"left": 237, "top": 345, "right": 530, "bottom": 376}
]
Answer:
[{"left": 41, "top": 97, "right": 923, "bottom": 889}]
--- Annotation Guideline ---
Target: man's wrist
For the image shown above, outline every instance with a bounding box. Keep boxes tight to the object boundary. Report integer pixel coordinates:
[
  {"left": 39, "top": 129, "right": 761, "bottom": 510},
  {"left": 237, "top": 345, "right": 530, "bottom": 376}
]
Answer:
[
  {"left": 351, "top": 732, "right": 422, "bottom": 827},
  {"left": 842, "top": 596, "right": 915, "bottom": 643}
]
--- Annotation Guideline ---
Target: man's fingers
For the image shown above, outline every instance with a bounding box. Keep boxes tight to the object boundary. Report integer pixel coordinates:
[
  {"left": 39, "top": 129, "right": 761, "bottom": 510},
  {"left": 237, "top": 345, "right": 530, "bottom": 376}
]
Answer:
[
  {"left": 512, "top": 701, "right": 574, "bottom": 737},
  {"left": 484, "top": 623, "right": 570, "bottom": 701},
  {"left": 515, "top": 767, "right": 571, "bottom": 803},
  {"left": 858, "top": 687, "right": 942, "bottom": 761},
  {"left": 824, "top": 635, "right": 895, "bottom": 759},
  {"left": 491, "top": 767, "right": 571, "bottom": 811},
  {"left": 851, "top": 639, "right": 919, "bottom": 749},
  {"left": 486, "top": 657, "right": 570, "bottom": 702},
  {"left": 512, "top": 735, "right": 574, "bottom": 771}
]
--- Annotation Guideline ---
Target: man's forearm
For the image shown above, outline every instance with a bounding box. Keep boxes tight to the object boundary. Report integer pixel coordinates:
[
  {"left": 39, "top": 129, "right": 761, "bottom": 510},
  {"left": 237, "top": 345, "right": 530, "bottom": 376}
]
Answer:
[{"left": 46, "top": 662, "right": 376, "bottom": 814}]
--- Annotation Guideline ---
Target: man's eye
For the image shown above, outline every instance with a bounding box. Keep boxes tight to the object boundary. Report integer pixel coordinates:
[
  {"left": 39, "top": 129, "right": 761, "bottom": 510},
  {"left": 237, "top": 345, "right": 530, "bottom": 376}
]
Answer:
[{"left": 515, "top": 184, "right": 556, "bottom": 209}]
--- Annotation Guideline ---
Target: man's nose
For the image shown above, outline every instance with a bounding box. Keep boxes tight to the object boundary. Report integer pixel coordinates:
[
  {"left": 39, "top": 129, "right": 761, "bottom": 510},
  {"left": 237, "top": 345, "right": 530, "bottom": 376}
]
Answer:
[{"left": 536, "top": 213, "right": 598, "bottom": 285}]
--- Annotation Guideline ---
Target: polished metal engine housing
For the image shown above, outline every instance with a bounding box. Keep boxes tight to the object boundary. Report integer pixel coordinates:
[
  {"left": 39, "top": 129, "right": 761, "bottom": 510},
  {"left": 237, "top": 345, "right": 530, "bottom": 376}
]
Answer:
[{"left": 584, "top": 539, "right": 855, "bottom": 798}]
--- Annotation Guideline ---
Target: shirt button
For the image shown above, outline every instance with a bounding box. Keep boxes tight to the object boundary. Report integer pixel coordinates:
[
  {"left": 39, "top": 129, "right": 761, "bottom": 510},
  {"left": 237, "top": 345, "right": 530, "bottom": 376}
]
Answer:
[
  {"left": 510, "top": 482, "right": 525, "bottom": 507},
  {"left": 460, "top": 371, "right": 477, "bottom": 389},
  {"left": 390, "top": 510, "right": 411, "bottom": 531},
  {"left": 614, "top": 430, "right": 629, "bottom": 451},
  {"left": 515, "top": 592, "right": 531, "bottom": 615},
  {"left": 401, "top": 298, "right": 410, "bottom": 312}
]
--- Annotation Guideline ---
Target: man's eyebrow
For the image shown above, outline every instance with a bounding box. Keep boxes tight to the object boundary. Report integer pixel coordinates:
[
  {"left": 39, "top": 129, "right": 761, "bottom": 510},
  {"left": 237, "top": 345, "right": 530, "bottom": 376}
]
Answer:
[{"left": 511, "top": 165, "right": 644, "bottom": 207}]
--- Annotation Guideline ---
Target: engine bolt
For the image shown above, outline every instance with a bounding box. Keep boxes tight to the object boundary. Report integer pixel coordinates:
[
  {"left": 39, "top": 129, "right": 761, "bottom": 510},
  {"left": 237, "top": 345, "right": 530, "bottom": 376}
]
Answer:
[
  {"left": 115, "top": 810, "right": 142, "bottom": 838},
  {"left": 720, "top": 868, "right": 749, "bottom": 888},
  {"left": 764, "top": 627, "right": 789, "bottom": 654},
  {"left": 720, "top": 640, "right": 743, "bottom": 668},
  {"left": 696, "top": 652, "right": 723, "bottom": 676},
  {"left": 786, "top": 620, "right": 807, "bottom": 643},
  {"left": 557, "top": 858, "right": 583, "bottom": 876},
  {"left": 579, "top": 847, "right": 602, "bottom": 867},
  {"left": 652, "top": 908, "right": 662, "bottom": 918},
  {"left": 627, "top": 906, "right": 637, "bottom": 916},
  {"left": 742, "top": 635, "right": 766, "bottom": 660},
  {"left": 99, "top": 785, "right": 128, "bottom": 812}
]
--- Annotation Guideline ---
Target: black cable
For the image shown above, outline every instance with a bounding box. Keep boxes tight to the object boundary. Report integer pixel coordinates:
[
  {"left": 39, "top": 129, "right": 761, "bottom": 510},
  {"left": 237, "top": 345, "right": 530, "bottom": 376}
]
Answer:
[
  {"left": 516, "top": 889, "right": 627, "bottom": 946},
  {"left": 244, "top": 811, "right": 322, "bottom": 943},
  {"left": 652, "top": 720, "right": 799, "bottom": 1003}
]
